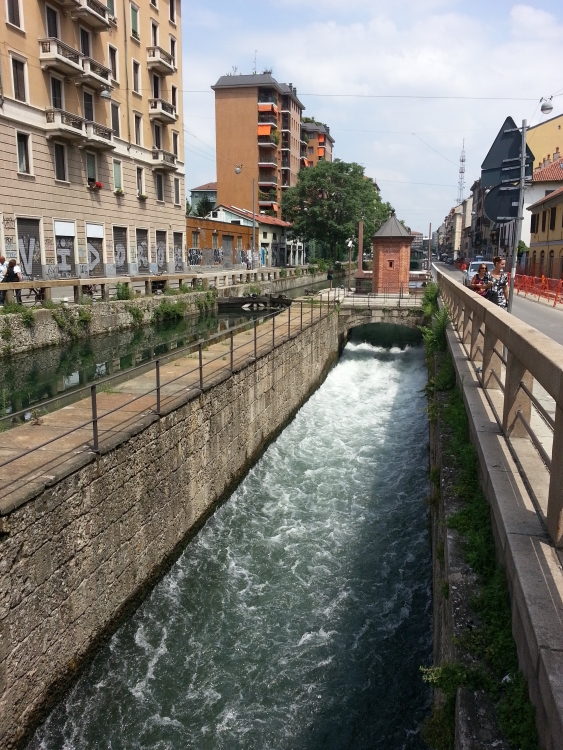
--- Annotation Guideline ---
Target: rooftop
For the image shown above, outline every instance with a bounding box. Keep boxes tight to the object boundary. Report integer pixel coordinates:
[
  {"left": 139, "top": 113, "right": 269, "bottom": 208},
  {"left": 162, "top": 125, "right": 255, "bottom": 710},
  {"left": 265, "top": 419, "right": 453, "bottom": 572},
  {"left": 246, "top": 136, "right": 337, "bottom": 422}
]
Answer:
[
  {"left": 527, "top": 184, "right": 563, "bottom": 211},
  {"left": 532, "top": 157, "right": 563, "bottom": 183},
  {"left": 191, "top": 181, "right": 217, "bottom": 192},
  {"left": 212, "top": 74, "right": 305, "bottom": 110},
  {"left": 374, "top": 213, "right": 412, "bottom": 238}
]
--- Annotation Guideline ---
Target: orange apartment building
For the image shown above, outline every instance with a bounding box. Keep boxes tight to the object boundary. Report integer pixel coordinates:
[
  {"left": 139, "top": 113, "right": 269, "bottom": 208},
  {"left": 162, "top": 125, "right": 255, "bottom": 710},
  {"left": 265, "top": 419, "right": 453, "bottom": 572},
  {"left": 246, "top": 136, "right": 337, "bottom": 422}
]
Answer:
[
  {"left": 0, "top": 0, "right": 185, "bottom": 279},
  {"left": 213, "top": 74, "right": 305, "bottom": 216},
  {"left": 301, "top": 119, "right": 334, "bottom": 167}
]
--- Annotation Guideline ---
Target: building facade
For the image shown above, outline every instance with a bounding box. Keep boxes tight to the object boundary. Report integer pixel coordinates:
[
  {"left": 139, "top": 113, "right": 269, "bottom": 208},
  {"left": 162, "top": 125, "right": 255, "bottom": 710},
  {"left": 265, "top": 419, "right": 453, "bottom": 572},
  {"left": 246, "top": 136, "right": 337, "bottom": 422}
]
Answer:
[
  {"left": 189, "top": 181, "right": 217, "bottom": 213},
  {"left": 213, "top": 74, "right": 305, "bottom": 216},
  {"left": 300, "top": 120, "right": 334, "bottom": 168},
  {"left": 371, "top": 214, "right": 412, "bottom": 294},
  {"left": 0, "top": 0, "right": 185, "bottom": 280},
  {"left": 527, "top": 186, "right": 563, "bottom": 278}
]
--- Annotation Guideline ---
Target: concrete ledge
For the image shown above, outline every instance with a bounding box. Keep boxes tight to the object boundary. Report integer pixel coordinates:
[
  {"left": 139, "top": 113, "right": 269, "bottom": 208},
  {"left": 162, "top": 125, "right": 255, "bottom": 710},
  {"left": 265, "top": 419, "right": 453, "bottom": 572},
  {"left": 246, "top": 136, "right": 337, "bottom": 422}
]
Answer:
[{"left": 446, "top": 325, "right": 563, "bottom": 750}]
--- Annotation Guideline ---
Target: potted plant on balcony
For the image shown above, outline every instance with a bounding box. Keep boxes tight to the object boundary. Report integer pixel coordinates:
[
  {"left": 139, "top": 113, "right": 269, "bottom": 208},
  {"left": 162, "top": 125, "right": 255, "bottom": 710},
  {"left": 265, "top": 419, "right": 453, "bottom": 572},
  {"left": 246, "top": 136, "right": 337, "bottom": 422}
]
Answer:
[
  {"left": 114, "top": 187, "right": 125, "bottom": 196},
  {"left": 138, "top": 193, "right": 148, "bottom": 201},
  {"left": 88, "top": 180, "right": 103, "bottom": 191}
]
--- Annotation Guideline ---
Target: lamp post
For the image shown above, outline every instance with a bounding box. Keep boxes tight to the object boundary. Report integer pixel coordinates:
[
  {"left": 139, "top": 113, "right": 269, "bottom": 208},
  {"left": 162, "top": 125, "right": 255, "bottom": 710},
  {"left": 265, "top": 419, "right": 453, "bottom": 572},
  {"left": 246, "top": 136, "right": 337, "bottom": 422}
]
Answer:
[{"left": 235, "top": 165, "right": 256, "bottom": 269}]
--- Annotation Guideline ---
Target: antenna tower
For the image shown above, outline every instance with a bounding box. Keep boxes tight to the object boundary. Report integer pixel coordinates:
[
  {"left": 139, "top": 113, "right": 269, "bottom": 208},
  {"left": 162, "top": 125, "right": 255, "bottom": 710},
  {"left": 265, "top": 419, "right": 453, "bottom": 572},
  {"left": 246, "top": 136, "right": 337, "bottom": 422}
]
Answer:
[{"left": 457, "top": 139, "right": 466, "bottom": 204}]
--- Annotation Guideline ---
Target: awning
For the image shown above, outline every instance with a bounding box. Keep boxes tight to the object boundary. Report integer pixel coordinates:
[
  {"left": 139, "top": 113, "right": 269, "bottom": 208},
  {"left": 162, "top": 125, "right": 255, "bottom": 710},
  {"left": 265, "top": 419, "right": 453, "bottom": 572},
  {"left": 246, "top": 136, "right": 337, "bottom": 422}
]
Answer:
[
  {"left": 318, "top": 135, "right": 325, "bottom": 143},
  {"left": 318, "top": 147, "right": 325, "bottom": 157},
  {"left": 258, "top": 124, "right": 272, "bottom": 136}
]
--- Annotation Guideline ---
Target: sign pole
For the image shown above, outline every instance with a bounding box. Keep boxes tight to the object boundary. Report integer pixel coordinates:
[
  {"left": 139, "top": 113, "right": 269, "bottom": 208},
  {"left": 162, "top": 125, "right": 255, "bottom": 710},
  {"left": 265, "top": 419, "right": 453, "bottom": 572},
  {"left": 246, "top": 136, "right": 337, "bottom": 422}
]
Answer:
[
  {"left": 507, "top": 119, "right": 526, "bottom": 314},
  {"left": 427, "top": 222, "right": 432, "bottom": 272}
]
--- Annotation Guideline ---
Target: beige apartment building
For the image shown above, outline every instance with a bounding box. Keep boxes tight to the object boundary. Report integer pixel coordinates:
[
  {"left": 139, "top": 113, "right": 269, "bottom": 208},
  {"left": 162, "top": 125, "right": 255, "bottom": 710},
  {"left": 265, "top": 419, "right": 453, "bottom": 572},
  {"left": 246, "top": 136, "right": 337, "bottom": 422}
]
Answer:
[
  {"left": 0, "top": 0, "right": 185, "bottom": 279},
  {"left": 213, "top": 74, "right": 305, "bottom": 216}
]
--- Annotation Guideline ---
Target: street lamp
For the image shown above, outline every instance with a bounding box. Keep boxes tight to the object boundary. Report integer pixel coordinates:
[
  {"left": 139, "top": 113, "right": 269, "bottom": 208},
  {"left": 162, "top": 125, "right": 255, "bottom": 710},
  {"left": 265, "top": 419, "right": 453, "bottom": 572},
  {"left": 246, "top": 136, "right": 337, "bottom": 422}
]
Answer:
[{"left": 235, "top": 165, "right": 256, "bottom": 269}]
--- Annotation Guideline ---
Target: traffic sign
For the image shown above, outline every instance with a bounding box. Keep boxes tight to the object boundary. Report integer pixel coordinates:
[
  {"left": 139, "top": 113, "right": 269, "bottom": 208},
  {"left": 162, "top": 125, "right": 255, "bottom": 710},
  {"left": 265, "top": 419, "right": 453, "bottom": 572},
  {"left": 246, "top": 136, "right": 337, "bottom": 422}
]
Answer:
[
  {"left": 481, "top": 116, "right": 534, "bottom": 189},
  {"left": 483, "top": 184, "right": 520, "bottom": 223}
]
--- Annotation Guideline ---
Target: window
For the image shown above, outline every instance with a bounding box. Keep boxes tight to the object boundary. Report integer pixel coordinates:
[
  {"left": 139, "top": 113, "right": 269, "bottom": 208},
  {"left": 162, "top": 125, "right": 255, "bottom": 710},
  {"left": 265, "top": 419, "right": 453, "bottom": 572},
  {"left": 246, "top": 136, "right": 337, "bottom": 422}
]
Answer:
[
  {"left": 155, "top": 172, "right": 164, "bottom": 201},
  {"left": 150, "top": 0, "right": 157, "bottom": 6},
  {"left": 174, "top": 177, "right": 180, "bottom": 205},
  {"left": 54, "top": 143, "right": 66, "bottom": 181},
  {"left": 17, "top": 132, "right": 30, "bottom": 174},
  {"left": 152, "top": 74, "right": 160, "bottom": 99},
  {"left": 191, "top": 231, "right": 200, "bottom": 248},
  {"left": 263, "top": 232, "right": 267, "bottom": 239},
  {"left": 172, "top": 131, "right": 178, "bottom": 156},
  {"left": 107, "top": 0, "right": 115, "bottom": 14},
  {"left": 80, "top": 28, "right": 91, "bottom": 57},
  {"left": 130, "top": 3, "right": 139, "bottom": 39},
  {"left": 132, "top": 60, "right": 140, "bottom": 93},
  {"left": 109, "top": 46, "right": 118, "bottom": 80},
  {"left": 46, "top": 5, "right": 58, "bottom": 37},
  {"left": 170, "top": 38, "right": 176, "bottom": 64},
  {"left": 113, "top": 159, "right": 122, "bottom": 190},
  {"left": 151, "top": 22, "right": 158, "bottom": 46},
  {"left": 134, "top": 114, "right": 142, "bottom": 145},
  {"left": 154, "top": 123, "right": 161, "bottom": 149},
  {"left": 7, "top": 0, "right": 21, "bottom": 27},
  {"left": 136, "top": 166, "right": 144, "bottom": 195},
  {"left": 308, "top": 146, "right": 313, "bottom": 154},
  {"left": 550, "top": 207, "right": 557, "bottom": 231},
  {"left": 388, "top": 260, "right": 394, "bottom": 269},
  {"left": 12, "top": 58, "right": 26, "bottom": 102},
  {"left": 171, "top": 85, "right": 177, "bottom": 108},
  {"left": 83, "top": 90, "right": 94, "bottom": 122},
  {"left": 542, "top": 210, "right": 547, "bottom": 232},
  {"left": 111, "top": 102, "right": 120, "bottom": 136},
  {"left": 51, "top": 76, "right": 63, "bottom": 109},
  {"left": 169, "top": 0, "right": 175, "bottom": 22},
  {"left": 86, "top": 152, "right": 97, "bottom": 183}
]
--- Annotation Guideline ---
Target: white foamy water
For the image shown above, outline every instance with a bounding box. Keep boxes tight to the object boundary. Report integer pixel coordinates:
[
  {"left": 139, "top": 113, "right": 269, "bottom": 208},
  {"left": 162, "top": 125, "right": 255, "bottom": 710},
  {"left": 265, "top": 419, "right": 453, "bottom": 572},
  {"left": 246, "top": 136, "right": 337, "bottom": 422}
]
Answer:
[{"left": 28, "top": 336, "right": 432, "bottom": 750}]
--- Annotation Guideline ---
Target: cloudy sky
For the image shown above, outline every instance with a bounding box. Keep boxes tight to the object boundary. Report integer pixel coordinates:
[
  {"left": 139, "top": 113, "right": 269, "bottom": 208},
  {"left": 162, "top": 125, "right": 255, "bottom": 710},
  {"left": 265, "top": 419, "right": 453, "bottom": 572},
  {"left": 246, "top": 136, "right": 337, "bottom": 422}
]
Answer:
[{"left": 181, "top": 0, "right": 563, "bottom": 234}]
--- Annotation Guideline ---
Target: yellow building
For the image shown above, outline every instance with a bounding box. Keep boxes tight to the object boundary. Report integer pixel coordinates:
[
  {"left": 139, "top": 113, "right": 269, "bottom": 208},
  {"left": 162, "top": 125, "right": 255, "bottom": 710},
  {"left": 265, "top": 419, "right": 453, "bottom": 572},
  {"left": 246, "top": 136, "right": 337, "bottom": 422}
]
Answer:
[
  {"left": 527, "top": 185, "right": 563, "bottom": 278},
  {"left": 0, "top": 0, "right": 185, "bottom": 279},
  {"left": 527, "top": 114, "right": 563, "bottom": 169}
]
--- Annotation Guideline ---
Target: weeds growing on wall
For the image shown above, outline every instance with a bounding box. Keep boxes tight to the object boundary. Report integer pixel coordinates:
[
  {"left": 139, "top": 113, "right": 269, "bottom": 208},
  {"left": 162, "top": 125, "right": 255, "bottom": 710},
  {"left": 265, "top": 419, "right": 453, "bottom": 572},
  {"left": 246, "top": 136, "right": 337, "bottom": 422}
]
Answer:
[
  {"left": 196, "top": 289, "right": 217, "bottom": 314},
  {"left": 421, "top": 281, "right": 440, "bottom": 318},
  {"left": 248, "top": 284, "right": 261, "bottom": 296},
  {"left": 179, "top": 283, "right": 193, "bottom": 294},
  {"left": 1, "top": 303, "right": 35, "bottom": 328},
  {"left": 420, "top": 303, "right": 539, "bottom": 750},
  {"left": 128, "top": 306, "right": 144, "bottom": 327},
  {"left": 115, "top": 282, "right": 132, "bottom": 301},
  {"left": 151, "top": 299, "right": 187, "bottom": 323}
]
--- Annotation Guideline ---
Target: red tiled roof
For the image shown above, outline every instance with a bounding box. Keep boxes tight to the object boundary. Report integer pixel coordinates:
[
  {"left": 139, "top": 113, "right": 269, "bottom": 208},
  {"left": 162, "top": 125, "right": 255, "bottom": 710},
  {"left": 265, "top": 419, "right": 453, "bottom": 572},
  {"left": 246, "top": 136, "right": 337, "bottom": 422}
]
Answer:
[
  {"left": 527, "top": 184, "right": 563, "bottom": 211},
  {"left": 532, "top": 160, "right": 563, "bottom": 182},
  {"left": 225, "top": 205, "right": 291, "bottom": 227},
  {"left": 191, "top": 182, "right": 217, "bottom": 192}
]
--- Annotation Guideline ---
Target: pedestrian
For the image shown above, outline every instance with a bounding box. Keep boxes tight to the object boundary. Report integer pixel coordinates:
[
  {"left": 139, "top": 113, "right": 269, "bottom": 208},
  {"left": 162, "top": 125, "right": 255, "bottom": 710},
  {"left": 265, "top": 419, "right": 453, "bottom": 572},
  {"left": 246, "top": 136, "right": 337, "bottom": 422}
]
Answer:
[
  {"left": 1, "top": 259, "right": 23, "bottom": 304},
  {"left": 0, "top": 256, "right": 6, "bottom": 305},
  {"left": 470, "top": 263, "right": 493, "bottom": 297},
  {"left": 487, "top": 255, "right": 509, "bottom": 309}
]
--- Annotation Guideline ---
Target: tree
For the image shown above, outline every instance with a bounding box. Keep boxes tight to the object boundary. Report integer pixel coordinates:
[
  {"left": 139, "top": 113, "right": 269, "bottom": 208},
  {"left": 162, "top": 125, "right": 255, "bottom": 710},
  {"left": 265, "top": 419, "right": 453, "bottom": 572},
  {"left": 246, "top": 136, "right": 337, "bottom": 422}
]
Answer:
[
  {"left": 185, "top": 200, "right": 192, "bottom": 216},
  {"left": 195, "top": 196, "right": 215, "bottom": 217},
  {"left": 281, "top": 159, "right": 393, "bottom": 261}
]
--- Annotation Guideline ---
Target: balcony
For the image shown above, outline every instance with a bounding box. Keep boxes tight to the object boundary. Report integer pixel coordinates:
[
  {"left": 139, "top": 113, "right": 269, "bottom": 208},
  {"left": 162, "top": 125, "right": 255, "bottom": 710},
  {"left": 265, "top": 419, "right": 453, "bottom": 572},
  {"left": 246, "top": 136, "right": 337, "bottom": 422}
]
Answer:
[
  {"left": 146, "top": 46, "right": 175, "bottom": 76},
  {"left": 81, "top": 57, "right": 113, "bottom": 91},
  {"left": 258, "top": 102, "right": 278, "bottom": 114},
  {"left": 258, "top": 158, "right": 278, "bottom": 168},
  {"left": 148, "top": 98, "right": 177, "bottom": 124},
  {"left": 71, "top": 0, "right": 110, "bottom": 30},
  {"left": 152, "top": 148, "right": 177, "bottom": 171},
  {"left": 258, "top": 173, "right": 278, "bottom": 187},
  {"left": 39, "top": 39, "right": 83, "bottom": 78},
  {"left": 84, "top": 121, "right": 115, "bottom": 151},
  {"left": 258, "top": 94, "right": 278, "bottom": 105},
  {"left": 258, "top": 135, "right": 278, "bottom": 148},
  {"left": 258, "top": 114, "right": 278, "bottom": 128},
  {"left": 50, "top": 0, "right": 80, "bottom": 6},
  {"left": 45, "top": 109, "right": 86, "bottom": 142}
]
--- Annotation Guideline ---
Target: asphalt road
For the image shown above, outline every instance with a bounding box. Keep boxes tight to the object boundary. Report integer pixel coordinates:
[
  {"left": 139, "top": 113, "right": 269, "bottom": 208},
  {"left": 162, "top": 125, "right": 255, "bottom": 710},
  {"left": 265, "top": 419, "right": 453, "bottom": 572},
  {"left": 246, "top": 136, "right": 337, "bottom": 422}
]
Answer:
[{"left": 435, "top": 264, "right": 563, "bottom": 346}]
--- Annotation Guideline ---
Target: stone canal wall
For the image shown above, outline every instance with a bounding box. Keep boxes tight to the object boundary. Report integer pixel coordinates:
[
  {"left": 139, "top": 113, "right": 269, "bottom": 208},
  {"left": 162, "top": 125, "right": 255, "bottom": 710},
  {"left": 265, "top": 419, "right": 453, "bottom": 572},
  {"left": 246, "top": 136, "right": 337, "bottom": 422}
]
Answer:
[{"left": 0, "top": 312, "right": 343, "bottom": 749}]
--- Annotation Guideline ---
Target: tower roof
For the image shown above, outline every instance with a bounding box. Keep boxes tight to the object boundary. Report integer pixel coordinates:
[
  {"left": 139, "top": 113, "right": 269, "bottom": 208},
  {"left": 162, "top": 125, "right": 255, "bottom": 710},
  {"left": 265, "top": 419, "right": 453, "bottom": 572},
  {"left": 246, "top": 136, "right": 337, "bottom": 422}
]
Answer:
[{"left": 374, "top": 214, "right": 412, "bottom": 238}]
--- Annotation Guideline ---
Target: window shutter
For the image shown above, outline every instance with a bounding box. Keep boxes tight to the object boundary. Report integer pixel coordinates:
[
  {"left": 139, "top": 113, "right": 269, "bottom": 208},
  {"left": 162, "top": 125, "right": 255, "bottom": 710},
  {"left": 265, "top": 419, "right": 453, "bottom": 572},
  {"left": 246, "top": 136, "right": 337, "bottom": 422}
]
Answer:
[{"left": 12, "top": 59, "right": 25, "bottom": 101}]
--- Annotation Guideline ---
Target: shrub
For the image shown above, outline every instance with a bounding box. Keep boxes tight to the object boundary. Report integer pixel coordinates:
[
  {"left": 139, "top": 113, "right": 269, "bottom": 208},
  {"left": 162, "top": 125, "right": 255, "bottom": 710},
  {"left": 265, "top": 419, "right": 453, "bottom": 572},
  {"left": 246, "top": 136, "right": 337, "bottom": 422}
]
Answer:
[
  {"left": 77, "top": 307, "right": 92, "bottom": 326},
  {"left": 151, "top": 299, "right": 187, "bottom": 323},
  {"left": 279, "top": 268, "right": 287, "bottom": 278},
  {"left": 179, "top": 283, "right": 193, "bottom": 294},
  {"left": 116, "top": 282, "right": 132, "bottom": 300},
  {"left": 129, "top": 306, "right": 144, "bottom": 326}
]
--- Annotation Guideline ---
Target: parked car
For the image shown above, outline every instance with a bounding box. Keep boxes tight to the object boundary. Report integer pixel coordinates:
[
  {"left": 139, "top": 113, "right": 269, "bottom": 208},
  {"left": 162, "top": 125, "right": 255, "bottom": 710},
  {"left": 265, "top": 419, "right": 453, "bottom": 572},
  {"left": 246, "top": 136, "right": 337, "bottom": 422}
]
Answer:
[{"left": 462, "top": 261, "right": 494, "bottom": 287}]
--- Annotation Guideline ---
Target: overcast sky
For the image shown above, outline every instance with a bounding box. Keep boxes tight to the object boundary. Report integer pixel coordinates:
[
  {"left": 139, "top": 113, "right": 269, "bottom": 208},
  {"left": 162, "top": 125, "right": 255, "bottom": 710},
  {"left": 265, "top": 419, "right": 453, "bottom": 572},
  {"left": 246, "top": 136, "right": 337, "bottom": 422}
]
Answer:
[{"left": 181, "top": 1, "right": 563, "bottom": 234}]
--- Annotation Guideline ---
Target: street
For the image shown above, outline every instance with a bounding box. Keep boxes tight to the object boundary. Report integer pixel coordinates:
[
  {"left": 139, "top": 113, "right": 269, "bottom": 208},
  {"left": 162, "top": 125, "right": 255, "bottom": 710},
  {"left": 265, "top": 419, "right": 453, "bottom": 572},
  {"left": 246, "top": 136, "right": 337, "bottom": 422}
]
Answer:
[{"left": 435, "top": 264, "right": 563, "bottom": 346}]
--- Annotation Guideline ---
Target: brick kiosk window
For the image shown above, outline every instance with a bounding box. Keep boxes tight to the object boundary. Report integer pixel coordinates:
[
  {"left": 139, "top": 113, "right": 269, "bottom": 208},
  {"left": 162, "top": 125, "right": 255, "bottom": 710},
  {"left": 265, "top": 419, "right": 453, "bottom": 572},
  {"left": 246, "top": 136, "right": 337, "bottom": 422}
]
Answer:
[{"left": 388, "top": 260, "right": 394, "bottom": 269}]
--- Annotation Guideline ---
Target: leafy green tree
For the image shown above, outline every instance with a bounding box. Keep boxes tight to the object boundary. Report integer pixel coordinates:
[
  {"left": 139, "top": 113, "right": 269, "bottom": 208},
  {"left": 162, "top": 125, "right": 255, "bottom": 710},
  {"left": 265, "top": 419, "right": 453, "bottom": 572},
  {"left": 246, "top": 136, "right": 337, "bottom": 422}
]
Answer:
[
  {"left": 195, "top": 195, "right": 215, "bottom": 217},
  {"left": 281, "top": 159, "right": 393, "bottom": 261},
  {"left": 185, "top": 200, "right": 192, "bottom": 216}
]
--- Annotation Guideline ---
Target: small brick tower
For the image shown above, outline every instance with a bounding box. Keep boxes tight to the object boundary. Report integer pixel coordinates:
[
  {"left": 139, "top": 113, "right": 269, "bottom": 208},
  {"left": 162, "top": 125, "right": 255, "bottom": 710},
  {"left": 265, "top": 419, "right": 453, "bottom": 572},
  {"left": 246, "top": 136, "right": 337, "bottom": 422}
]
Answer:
[{"left": 372, "top": 212, "right": 413, "bottom": 294}]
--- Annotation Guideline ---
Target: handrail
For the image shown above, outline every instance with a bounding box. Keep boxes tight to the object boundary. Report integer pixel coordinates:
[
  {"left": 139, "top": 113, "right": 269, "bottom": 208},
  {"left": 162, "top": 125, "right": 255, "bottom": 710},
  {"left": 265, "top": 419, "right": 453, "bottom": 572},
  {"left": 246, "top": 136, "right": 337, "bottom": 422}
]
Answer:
[{"left": 0, "top": 296, "right": 341, "bottom": 493}]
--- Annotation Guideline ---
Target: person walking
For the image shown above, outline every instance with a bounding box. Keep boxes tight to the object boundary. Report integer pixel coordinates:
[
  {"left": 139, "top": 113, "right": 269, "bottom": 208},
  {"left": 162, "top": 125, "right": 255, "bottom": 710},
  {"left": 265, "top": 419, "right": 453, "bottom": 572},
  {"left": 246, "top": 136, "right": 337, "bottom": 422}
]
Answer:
[
  {"left": 470, "top": 263, "right": 493, "bottom": 297},
  {"left": 1, "top": 259, "right": 22, "bottom": 304},
  {"left": 488, "top": 255, "right": 509, "bottom": 310}
]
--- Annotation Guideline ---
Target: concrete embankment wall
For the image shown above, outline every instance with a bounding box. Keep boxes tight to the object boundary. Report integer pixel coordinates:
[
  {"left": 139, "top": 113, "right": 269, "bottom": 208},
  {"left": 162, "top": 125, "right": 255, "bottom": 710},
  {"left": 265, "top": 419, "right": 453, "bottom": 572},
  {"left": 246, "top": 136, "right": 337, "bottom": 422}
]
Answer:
[
  {"left": 0, "top": 313, "right": 342, "bottom": 749},
  {"left": 0, "top": 271, "right": 337, "bottom": 357}
]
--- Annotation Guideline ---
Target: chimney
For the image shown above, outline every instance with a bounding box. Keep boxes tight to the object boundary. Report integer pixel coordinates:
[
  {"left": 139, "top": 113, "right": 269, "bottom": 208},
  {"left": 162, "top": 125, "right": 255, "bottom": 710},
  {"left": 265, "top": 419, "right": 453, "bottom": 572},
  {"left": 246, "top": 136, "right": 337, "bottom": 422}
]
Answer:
[{"left": 555, "top": 147, "right": 561, "bottom": 161}]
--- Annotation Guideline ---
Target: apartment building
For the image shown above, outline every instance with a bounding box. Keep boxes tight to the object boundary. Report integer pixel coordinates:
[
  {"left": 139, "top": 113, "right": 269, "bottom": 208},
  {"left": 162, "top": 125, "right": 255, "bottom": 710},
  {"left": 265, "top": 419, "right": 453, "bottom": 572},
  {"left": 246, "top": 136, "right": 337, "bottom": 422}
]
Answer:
[
  {"left": 213, "top": 73, "right": 305, "bottom": 216},
  {"left": 300, "top": 119, "right": 334, "bottom": 168},
  {"left": 0, "top": 0, "right": 184, "bottom": 280}
]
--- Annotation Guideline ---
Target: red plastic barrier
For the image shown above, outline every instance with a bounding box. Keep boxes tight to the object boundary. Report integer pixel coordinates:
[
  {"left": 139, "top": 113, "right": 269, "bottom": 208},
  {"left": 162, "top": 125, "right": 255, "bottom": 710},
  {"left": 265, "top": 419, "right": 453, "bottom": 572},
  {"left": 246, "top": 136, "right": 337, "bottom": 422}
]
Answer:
[{"left": 514, "top": 274, "right": 563, "bottom": 307}]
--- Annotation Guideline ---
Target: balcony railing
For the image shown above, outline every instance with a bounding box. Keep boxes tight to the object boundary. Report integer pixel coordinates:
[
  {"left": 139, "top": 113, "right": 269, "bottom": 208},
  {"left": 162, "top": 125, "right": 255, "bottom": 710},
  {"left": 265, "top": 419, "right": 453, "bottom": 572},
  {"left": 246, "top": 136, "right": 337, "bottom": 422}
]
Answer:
[
  {"left": 148, "top": 98, "right": 177, "bottom": 123},
  {"left": 152, "top": 148, "right": 177, "bottom": 170},
  {"left": 258, "top": 95, "right": 278, "bottom": 105},
  {"left": 258, "top": 158, "right": 278, "bottom": 168},
  {"left": 258, "top": 173, "right": 278, "bottom": 185},
  {"left": 258, "top": 114, "right": 278, "bottom": 127},
  {"left": 71, "top": 0, "right": 110, "bottom": 29},
  {"left": 39, "top": 38, "right": 83, "bottom": 77},
  {"left": 81, "top": 56, "right": 112, "bottom": 89},
  {"left": 146, "top": 46, "right": 175, "bottom": 75},
  {"left": 258, "top": 135, "right": 277, "bottom": 147},
  {"left": 45, "top": 109, "right": 86, "bottom": 141}
]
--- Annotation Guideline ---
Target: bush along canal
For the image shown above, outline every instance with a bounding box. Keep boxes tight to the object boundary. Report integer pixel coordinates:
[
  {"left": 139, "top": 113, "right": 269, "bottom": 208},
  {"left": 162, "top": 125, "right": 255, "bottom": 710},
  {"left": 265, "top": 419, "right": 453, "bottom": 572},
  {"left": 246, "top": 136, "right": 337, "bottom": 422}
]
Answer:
[
  {"left": 421, "top": 284, "right": 539, "bottom": 750},
  {"left": 26, "top": 323, "right": 432, "bottom": 750}
]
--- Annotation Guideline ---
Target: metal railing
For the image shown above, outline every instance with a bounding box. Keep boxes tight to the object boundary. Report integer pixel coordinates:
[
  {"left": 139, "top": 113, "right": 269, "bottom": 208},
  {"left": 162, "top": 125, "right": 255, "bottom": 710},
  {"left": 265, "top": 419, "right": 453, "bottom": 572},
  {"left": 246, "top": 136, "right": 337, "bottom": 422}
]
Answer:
[
  {"left": 0, "top": 295, "right": 340, "bottom": 500},
  {"left": 437, "top": 269, "right": 563, "bottom": 547},
  {"left": 81, "top": 56, "right": 111, "bottom": 81},
  {"left": 86, "top": 121, "right": 113, "bottom": 140},
  {"left": 45, "top": 108, "right": 85, "bottom": 131},
  {"left": 83, "top": 0, "right": 108, "bottom": 20},
  {"left": 258, "top": 114, "right": 278, "bottom": 126}
]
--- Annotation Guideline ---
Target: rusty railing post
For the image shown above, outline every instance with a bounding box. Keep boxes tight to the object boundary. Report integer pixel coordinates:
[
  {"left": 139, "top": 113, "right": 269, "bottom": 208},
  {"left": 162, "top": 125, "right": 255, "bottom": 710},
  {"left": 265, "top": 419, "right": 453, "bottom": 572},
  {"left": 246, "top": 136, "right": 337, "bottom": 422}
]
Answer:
[
  {"left": 272, "top": 313, "right": 275, "bottom": 350},
  {"left": 288, "top": 304, "right": 291, "bottom": 338},
  {"left": 199, "top": 343, "right": 203, "bottom": 389},
  {"left": 300, "top": 300, "right": 303, "bottom": 332},
  {"left": 90, "top": 384, "right": 99, "bottom": 451},
  {"left": 155, "top": 359, "right": 161, "bottom": 415},
  {"left": 230, "top": 330, "right": 234, "bottom": 373},
  {"left": 254, "top": 319, "right": 257, "bottom": 359}
]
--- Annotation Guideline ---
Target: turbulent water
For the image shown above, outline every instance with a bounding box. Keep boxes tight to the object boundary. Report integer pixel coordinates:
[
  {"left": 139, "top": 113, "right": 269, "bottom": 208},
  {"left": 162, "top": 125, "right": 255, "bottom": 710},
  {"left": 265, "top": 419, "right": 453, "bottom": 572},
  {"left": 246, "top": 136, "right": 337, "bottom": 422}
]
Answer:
[{"left": 28, "top": 326, "right": 432, "bottom": 750}]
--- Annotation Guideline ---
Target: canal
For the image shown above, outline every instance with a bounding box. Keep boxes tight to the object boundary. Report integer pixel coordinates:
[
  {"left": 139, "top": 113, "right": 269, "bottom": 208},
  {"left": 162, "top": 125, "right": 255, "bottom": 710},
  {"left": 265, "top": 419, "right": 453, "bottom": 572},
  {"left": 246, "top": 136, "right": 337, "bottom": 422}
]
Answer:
[{"left": 27, "top": 323, "right": 432, "bottom": 749}]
